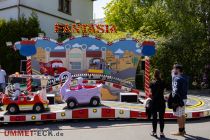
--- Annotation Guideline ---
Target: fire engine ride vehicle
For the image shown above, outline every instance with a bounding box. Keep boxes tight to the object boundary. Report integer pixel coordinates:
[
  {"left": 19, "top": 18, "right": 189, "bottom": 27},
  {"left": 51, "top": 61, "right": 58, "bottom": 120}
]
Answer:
[
  {"left": 1, "top": 74, "right": 49, "bottom": 114},
  {"left": 59, "top": 71, "right": 102, "bottom": 109},
  {"left": 39, "top": 59, "right": 67, "bottom": 76},
  {"left": 2, "top": 93, "right": 49, "bottom": 114}
]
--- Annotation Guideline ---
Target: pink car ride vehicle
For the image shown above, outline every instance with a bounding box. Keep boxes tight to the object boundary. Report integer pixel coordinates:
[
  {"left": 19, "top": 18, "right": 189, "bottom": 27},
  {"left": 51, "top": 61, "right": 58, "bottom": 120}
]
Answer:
[{"left": 59, "top": 72, "right": 102, "bottom": 109}]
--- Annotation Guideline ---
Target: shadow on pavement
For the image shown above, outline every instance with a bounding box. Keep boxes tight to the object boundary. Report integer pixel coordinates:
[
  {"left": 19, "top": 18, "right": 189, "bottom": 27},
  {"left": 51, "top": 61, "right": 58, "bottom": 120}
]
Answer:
[{"left": 184, "top": 134, "right": 209, "bottom": 140}]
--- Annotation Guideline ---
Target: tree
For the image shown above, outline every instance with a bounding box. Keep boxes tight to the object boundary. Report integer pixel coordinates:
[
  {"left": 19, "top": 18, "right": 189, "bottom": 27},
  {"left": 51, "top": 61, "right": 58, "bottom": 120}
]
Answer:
[
  {"left": 105, "top": 0, "right": 210, "bottom": 88},
  {"left": 0, "top": 13, "right": 44, "bottom": 74},
  {"left": 105, "top": 0, "right": 172, "bottom": 36}
]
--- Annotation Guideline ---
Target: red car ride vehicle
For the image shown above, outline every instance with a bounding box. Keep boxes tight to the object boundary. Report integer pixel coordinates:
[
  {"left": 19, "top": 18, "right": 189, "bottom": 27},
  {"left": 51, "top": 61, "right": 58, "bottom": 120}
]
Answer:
[
  {"left": 2, "top": 93, "right": 49, "bottom": 114},
  {"left": 39, "top": 60, "right": 67, "bottom": 76},
  {"left": 59, "top": 72, "right": 102, "bottom": 109}
]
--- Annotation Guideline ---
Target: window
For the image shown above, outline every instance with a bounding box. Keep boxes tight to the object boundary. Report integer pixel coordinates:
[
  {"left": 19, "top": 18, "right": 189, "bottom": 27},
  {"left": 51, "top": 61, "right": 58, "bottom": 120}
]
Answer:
[
  {"left": 52, "top": 62, "right": 63, "bottom": 68},
  {"left": 70, "top": 62, "right": 81, "bottom": 70},
  {"left": 58, "top": 0, "right": 64, "bottom": 11},
  {"left": 58, "top": 0, "right": 72, "bottom": 14},
  {"left": 115, "top": 55, "right": 120, "bottom": 59},
  {"left": 69, "top": 53, "right": 82, "bottom": 58}
]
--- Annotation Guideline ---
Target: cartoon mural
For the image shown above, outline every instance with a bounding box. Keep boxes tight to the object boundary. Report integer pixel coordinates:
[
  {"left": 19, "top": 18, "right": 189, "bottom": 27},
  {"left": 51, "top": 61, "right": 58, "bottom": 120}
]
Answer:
[{"left": 15, "top": 35, "right": 142, "bottom": 87}]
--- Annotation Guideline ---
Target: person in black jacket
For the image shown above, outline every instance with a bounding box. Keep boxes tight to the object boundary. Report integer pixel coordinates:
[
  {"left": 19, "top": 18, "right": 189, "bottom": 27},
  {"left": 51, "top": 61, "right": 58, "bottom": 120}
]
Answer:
[
  {"left": 149, "top": 69, "right": 166, "bottom": 138},
  {"left": 171, "top": 64, "right": 188, "bottom": 136}
]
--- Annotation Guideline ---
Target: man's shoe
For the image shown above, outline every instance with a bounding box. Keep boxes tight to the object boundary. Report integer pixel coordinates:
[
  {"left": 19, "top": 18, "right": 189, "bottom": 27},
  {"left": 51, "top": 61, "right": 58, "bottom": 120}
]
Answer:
[
  {"left": 150, "top": 132, "right": 158, "bottom": 138},
  {"left": 160, "top": 133, "right": 165, "bottom": 138},
  {"left": 183, "top": 130, "right": 186, "bottom": 135},
  {"left": 171, "top": 131, "right": 185, "bottom": 136}
]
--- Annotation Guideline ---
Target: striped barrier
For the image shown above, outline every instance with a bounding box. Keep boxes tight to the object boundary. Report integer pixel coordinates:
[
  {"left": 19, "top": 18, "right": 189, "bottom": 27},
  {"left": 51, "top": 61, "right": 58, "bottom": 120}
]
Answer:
[{"left": 1, "top": 107, "right": 210, "bottom": 123}]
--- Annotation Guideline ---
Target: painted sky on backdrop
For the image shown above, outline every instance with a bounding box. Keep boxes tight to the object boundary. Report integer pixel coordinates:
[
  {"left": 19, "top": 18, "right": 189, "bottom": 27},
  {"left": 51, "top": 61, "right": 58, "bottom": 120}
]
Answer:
[
  {"left": 93, "top": 0, "right": 111, "bottom": 19},
  {"left": 15, "top": 37, "right": 141, "bottom": 56}
]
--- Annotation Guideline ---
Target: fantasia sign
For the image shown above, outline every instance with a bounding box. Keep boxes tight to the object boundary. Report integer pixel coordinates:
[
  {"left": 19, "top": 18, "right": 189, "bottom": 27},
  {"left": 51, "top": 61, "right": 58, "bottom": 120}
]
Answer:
[{"left": 54, "top": 23, "right": 117, "bottom": 34}]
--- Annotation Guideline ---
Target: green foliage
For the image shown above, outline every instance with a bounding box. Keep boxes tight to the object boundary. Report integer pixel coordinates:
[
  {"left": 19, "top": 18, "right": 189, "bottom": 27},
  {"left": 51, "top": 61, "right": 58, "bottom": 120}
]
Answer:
[
  {"left": 105, "top": 0, "right": 210, "bottom": 88},
  {"left": 0, "top": 13, "right": 44, "bottom": 74},
  {"left": 105, "top": 0, "right": 172, "bottom": 36}
]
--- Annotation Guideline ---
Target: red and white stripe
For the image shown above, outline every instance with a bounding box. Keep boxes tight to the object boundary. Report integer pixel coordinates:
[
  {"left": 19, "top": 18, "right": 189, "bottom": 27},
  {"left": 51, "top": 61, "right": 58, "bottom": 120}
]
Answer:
[
  {"left": 51, "top": 80, "right": 141, "bottom": 95},
  {"left": 1, "top": 108, "right": 210, "bottom": 123},
  {"left": 144, "top": 57, "right": 150, "bottom": 98},
  {"left": 26, "top": 57, "right": 32, "bottom": 92}
]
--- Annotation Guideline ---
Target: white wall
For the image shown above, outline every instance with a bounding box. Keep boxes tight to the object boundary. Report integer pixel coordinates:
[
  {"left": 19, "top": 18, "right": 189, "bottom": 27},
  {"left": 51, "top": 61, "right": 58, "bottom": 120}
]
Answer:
[
  {"left": 19, "top": 0, "right": 94, "bottom": 38},
  {"left": 0, "top": 0, "right": 18, "bottom": 9},
  {"left": 0, "top": 7, "right": 18, "bottom": 20},
  {"left": 0, "top": 0, "right": 18, "bottom": 20},
  {"left": 20, "top": 7, "right": 70, "bottom": 39},
  {"left": 20, "top": 0, "right": 93, "bottom": 23},
  {"left": 71, "top": 0, "right": 93, "bottom": 23}
]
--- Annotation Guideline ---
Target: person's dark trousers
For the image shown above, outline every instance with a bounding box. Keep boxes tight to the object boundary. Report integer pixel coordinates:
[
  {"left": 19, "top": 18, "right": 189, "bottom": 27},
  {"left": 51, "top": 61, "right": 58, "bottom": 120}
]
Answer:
[
  {"left": 0, "top": 83, "right": 6, "bottom": 93},
  {"left": 152, "top": 109, "right": 165, "bottom": 133}
]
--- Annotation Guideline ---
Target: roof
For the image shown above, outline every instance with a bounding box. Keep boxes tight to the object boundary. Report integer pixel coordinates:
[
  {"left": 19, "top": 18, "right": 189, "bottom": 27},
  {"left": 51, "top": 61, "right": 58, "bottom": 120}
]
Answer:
[
  {"left": 86, "top": 51, "right": 102, "bottom": 57},
  {"left": 50, "top": 52, "right": 66, "bottom": 57}
]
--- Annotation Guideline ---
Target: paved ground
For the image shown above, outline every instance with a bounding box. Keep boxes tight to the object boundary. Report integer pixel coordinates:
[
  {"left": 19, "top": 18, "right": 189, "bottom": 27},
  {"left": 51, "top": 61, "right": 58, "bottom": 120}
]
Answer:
[{"left": 0, "top": 117, "right": 210, "bottom": 140}]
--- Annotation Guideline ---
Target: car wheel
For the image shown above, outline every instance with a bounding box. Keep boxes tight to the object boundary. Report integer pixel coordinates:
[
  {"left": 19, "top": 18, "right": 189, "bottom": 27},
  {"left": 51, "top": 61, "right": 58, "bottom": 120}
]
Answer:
[
  {"left": 7, "top": 104, "right": 19, "bottom": 114},
  {"left": 90, "top": 98, "right": 100, "bottom": 107},
  {"left": 67, "top": 99, "right": 77, "bottom": 109},
  {"left": 33, "top": 104, "right": 44, "bottom": 113}
]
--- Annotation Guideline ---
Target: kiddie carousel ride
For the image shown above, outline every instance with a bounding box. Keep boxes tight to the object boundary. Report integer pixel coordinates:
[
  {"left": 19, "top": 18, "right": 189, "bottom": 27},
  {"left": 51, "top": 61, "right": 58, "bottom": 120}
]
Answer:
[{"left": 0, "top": 36, "right": 210, "bottom": 124}]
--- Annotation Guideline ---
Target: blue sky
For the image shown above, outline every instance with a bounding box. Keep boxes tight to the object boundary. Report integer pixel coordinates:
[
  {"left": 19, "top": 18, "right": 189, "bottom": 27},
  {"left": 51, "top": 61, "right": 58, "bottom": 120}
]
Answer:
[{"left": 93, "top": 0, "right": 111, "bottom": 19}]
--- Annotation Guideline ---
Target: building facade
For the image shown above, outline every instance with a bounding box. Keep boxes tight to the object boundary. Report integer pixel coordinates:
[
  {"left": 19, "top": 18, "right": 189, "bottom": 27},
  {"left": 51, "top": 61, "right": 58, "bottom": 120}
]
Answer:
[
  {"left": 0, "top": 0, "right": 94, "bottom": 38},
  {"left": 33, "top": 45, "right": 106, "bottom": 74}
]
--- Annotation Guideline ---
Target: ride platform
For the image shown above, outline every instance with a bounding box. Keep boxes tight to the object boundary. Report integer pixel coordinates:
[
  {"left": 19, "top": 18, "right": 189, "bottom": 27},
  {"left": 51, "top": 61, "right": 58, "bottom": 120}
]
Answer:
[{"left": 0, "top": 95, "right": 209, "bottom": 123}]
